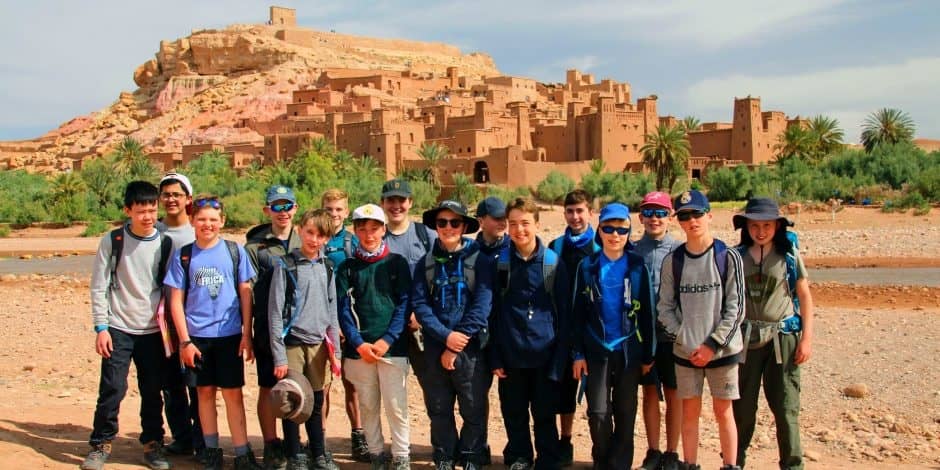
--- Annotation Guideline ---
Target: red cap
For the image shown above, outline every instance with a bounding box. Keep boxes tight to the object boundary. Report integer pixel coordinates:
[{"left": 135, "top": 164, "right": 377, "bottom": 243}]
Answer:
[{"left": 640, "top": 191, "right": 673, "bottom": 210}]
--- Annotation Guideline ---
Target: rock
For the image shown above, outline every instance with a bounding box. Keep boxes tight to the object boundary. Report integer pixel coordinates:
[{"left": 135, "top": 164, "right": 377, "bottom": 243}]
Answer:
[
  {"left": 22, "top": 365, "right": 35, "bottom": 372},
  {"left": 843, "top": 383, "right": 870, "bottom": 398},
  {"left": 0, "top": 274, "right": 16, "bottom": 282},
  {"left": 57, "top": 390, "right": 72, "bottom": 398},
  {"left": 803, "top": 449, "right": 821, "bottom": 462},
  {"left": 19, "top": 254, "right": 32, "bottom": 260}
]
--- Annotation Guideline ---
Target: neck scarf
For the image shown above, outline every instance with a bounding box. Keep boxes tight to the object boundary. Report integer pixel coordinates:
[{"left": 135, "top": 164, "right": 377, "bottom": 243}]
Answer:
[
  {"left": 355, "top": 240, "right": 389, "bottom": 263},
  {"left": 565, "top": 225, "right": 595, "bottom": 249}
]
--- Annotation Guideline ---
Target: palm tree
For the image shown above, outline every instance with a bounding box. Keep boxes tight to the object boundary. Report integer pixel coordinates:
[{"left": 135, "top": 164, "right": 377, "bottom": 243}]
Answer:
[
  {"left": 861, "top": 108, "right": 915, "bottom": 152},
  {"left": 112, "top": 137, "right": 146, "bottom": 174},
  {"left": 807, "top": 115, "right": 844, "bottom": 161},
  {"left": 679, "top": 116, "right": 701, "bottom": 133},
  {"left": 774, "top": 125, "right": 812, "bottom": 163},
  {"left": 641, "top": 124, "right": 690, "bottom": 192},
  {"left": 50, "top": 172, "right": 86, "bottom": 203},
  {"left": 417, "top": 141, "right": 450, "bottom": 188}
]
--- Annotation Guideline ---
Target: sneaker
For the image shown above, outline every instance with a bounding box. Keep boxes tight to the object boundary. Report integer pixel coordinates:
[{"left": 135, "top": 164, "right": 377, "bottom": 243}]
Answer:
[
  {"left": 80, "top": 442, "right": 112, "bottom": 470},
  {"left": 143, "top": 441, "right": 172, "bottom": 470},
  {"left": 718, "top": 466, "right": 741, "bottom": 470},
  {"left": 558, "top": 439, "right": 574, "bottom": 467},
  {"left": 434, "top": 460, "right": 455, "bottom": 470},
  {"left": 370, "top": 453, "right": 389, "bottom": 470},
  {"left": 638, "top": 449, "right": 663, "bottom": 470},
  {"left": 286, "top": 453, "right": 309, "bottom": 470},
  {"left": 165, "top": 439, "right": 194, "bottom": 456},
  {"left": 660, "top": 451, "right": 680, "bottom": 470},
  {"left": 194, "top": 446, "right": 209, "bottom": 465},
  {"left": 203, "top": 448, "right": 224, "bottom": 470},
  {"left": 351, "top": 429, "right": 371, "bottom": 463},
  {"left": 263, "top": 440, "right": 287, "bottom": 470},
  {"left": 310, "top": 453, "right": 340, "bottom": 470},
  {"left": 464, "top": 461, "right": 482, "bottom": 470},
  {"left": 682, "top": 463, "right": 701, "bottom": 470},
  {"left": 234, "top": 449, "right": 264, "bottom": 470},
  {"left": 391, "top": 455, "right": 411, "bottom": 470},
  {"left": 508, "top": 459, "right": 532, "bottom": 470}
]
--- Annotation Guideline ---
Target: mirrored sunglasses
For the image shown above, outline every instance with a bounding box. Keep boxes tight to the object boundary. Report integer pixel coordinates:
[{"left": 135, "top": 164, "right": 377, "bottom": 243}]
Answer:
[
  {"left": 676, "top": 211, "right": 707, "bottom": 222},
  {"left": 600, "top": 225, "right": 630, "bottom": 235},
  {"left": 193, "top": 198, "right": 222, "bottom": 209},
  {"left": 641, "top": 208, "right": 669, "bottom": 219},
  {"left": 269, "top": 202, "right": 295, "bottom": 213}
]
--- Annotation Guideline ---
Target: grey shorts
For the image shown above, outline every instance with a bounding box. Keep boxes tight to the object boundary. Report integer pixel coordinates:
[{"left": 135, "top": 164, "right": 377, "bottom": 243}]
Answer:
[{"left": 675, "top": 363, "right": 739, "bottom": 400}]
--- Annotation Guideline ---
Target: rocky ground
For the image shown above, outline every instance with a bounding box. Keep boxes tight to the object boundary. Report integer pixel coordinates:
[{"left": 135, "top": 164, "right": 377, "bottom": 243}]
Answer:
[{"left": 0, "top": 206, "right": 938, "bottom": 468}]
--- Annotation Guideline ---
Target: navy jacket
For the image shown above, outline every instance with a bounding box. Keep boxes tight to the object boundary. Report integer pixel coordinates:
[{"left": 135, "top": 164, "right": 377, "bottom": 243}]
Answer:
[
  {"left": 411, "top": 239, "right": 495, "bottom": 358},
  {"left": 487, "top": 239, "right": 571, "bottom": 381},
  {"left": 571, "top": 250, "right": 656, "bottom": 368}
]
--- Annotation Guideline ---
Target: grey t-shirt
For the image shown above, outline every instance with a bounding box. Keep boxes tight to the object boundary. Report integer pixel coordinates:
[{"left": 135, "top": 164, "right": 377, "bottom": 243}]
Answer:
[
  {"left": 385, "top": 221, "right": 437, "bottom": 275},
  {"left": 740, "top": 248, "right": 807, "bottom": 322},
  {"left": 163, "top": 222, "right": 195, "bottom": 252}
]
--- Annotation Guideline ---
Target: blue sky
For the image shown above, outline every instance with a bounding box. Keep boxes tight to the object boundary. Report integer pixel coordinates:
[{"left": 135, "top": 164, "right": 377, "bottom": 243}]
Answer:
[{"left": 1, "top": 0, "right": 938, "bottom": 142}]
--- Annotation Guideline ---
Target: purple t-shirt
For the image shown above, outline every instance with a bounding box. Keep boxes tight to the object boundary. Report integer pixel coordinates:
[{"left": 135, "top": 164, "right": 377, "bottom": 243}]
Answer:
[{"left": 165, "top": 240, "right": 256, "bottom": 338}]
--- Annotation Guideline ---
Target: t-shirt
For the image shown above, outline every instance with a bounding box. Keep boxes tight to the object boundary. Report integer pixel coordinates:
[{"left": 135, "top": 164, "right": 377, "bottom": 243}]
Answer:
[
  {"left": 385, "top": 222, "right": 437, "bottom": 274},
  {"left": 740, "top": 248, "right": 807, "bottom": 322},
  {"left": 164, "top": 240, "right": 257, "bottom": 338},
  {"left": 162, "top": 223, "right": 195, "bottom": 252},
  {"left": 599, "top": 253, "right": 628, "bottom": 346}
]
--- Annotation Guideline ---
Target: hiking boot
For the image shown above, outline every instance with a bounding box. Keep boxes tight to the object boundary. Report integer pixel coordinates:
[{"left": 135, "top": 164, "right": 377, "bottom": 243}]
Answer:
[
  {"left": 143, "top": 441, "right": 172, "bottom": 470},
  {"left": 351, "top": 429, "right": 371, "bottom": 463},
  {"left": 463, "top": 461, "right": 483, "bottom": 470},
  {"left": 681, "top": 463, "right": 701, "bottom": 470},
  {"left": 194, "top": 446, "right": 209, "bottom": 465},
  {"left": 234, "top": 449, "right": 263, "bottom": 470},
  {"left": 718, "top": 466, "right": 741, "bottom": 470},
  {"left": 508, "top": 458, "right": 532, "bottom": 470},
  {"left": 558, "top": 439, "right": 574, "bottom": 467},
  {"left": 286, "top": 453, "right": 308, "bottom": 470},
  {"left": 391, "top": 455, "right": 411, "bottom": 470},
  {"left": 638, "top": 449, "right": 663, "bottom": 470},
  {"left": 165, "top": 439, "right": 194, "bottom": 456},
  {"left": 660, "top": 451, "right": 681, "bottom": 470},
  {"left": 263, "top": 440, "right": 287, "bottom": 470},
  {"left": 80, "top": 442, "right": 112, "bottom": 470},
  {"left": 434, "top": 460, "right": 455, "bottom": 470},
  {"left": 370, "top": 452, "right": 389, "bottom": 470},
  {"left": 203, "top": 448, "right": 224, "bottom": 470},
  {"left": 310, "top": 453, "right": 340, "bottom": 470}
]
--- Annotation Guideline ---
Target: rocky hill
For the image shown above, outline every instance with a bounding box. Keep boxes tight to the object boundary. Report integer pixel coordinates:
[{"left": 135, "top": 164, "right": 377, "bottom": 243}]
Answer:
[{"left": 0, "top": 22, "right": 499, "bottom": 173}]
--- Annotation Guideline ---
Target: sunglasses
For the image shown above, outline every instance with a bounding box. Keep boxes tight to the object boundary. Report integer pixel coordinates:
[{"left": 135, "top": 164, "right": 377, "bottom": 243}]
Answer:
[
  {"left": 435, "top": 218, "right": 464, "bottom": 229},
  {"left": 641, "top": 208, "right": 669, "bottom": 219},
  {"left": 600, "top": 225, "right": 630, "bottom": 235},
  {"left": 160, "top": 191, "right": 187, "bottom": 200},
  {"left": 676, "top": 210, "right": 707, "bottom": 222},
  {"left": 193, "top": 198, "right": 222, "bottom": 210},
  {"left": 269, "top": 202, "right": 295, "bottom": 213}
]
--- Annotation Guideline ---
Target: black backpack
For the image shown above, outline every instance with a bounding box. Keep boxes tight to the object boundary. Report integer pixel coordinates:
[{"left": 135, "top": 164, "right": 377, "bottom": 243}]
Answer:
[
  {"left": 179, "top": 240, "right": 242, "bottom": 302},
  {"left": 108, "top": 227, "right": 173, "bottom": 291}
]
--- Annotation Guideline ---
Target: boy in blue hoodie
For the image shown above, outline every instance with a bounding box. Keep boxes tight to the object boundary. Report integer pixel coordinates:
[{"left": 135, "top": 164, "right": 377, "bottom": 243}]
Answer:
[
  {"left": 570, "top": 203, "right": 655, "bottom": 470},
  {"left": 488, "top": 197, "right": 570, "bottom": 470},
  {"left": 411, "top": 200, "right": 495, "bottom": 470}
]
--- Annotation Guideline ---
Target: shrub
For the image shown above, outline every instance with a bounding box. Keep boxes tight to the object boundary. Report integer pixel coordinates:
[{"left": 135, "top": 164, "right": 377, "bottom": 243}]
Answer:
[
  {"left": 450, "top": 173, "right": 481, "bottom": 207},
  {"left": 81, "top": 220, "right": 110, "bottom": 237},
  {"left": 536, "top": 171, "right": 575, "bottom": 206},
  {"left": 0, "top": 226, "right": 9, "bottom": 238}
]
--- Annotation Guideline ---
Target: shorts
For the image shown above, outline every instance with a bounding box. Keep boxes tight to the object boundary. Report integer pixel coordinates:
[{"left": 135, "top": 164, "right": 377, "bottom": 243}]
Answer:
[
  {"left": 640, "top": 342, "right": 678, "bottom": 391},
  {"left": 187, "top": 334, "right": 245, "bottom": 389},
  {"left": 675, "top": 363, "right": 739, "bottom": 400},
  {"left": 253, "top": 347, "right": 277, "bottom": 388},
  {"left": 557, "top": 360, "right": 579, "bottom": 414},
  {"left": 286, "top": 343, "right": 332, "bottom": 391}
]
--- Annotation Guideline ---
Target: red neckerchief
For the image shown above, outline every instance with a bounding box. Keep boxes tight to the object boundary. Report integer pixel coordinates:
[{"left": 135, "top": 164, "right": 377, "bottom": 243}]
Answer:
[{"left": 355, "top": 240, "right": 390, "bottom": 263}]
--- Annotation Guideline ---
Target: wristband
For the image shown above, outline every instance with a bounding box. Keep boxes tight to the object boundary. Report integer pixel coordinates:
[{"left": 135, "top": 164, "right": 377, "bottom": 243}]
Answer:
[
  {"left": 180, "top": 340, "right": 193, "bottom": 349},
  {"left": 94, "top": 325, "right": 108, "bottom": 333}
]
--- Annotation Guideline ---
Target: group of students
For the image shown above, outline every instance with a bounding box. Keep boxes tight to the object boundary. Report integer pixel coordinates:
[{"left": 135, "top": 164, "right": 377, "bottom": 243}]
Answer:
[{"left": 81, "top": 172, "right": 813, "bottom": 470}]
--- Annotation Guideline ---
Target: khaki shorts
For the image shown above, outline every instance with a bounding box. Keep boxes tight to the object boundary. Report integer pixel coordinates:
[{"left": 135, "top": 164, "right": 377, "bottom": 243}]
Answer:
[
  {"left": 286, "top": 343, "right": 332, "bottom": 391},
  {"left": 675, "top": 363, "right": 739, "bottom": 400}
]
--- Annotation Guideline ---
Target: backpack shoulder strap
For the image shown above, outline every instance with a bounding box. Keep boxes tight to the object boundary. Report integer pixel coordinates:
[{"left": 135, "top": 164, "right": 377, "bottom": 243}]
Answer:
[
  {"left": 157, "top": 233, "right": 173, "bottom": 285},
  {"left": 424, "top": 253, "right": 436, "bottom": 294},
  {"left": 108, "top": 228, "right": 124, "bottom": 290},
  {"left": 224, "top": 240, "right": 241, "bottom": 284},
  {"left": 671, "top": 243, "right": 686, "bottom": 308},
  {"left": 343, "top": 231, "right": 354, "bottom": 258},
  {"left": 496, "top": 245, "right": 511, "bottom": 297},
  {"left": 550, "top": 237, "right": 564, "bottom": 256},
  {"left": 542, "top": 248, "right": 559, "bottom": 311},
  {"left": 415, "top": 223, "right": 431, "bottom": 252},
  {"left": 180, "top": 242, "right": 194, "bottom": 294},
  {"left": 713, "top": 239, "right": 729, "bottom": 282},
  {"left": 278, "top": 254, "right": 301, "bottom": 338},
  {"left": 464, "top": 251, "right": 478, "bottom": 293}
]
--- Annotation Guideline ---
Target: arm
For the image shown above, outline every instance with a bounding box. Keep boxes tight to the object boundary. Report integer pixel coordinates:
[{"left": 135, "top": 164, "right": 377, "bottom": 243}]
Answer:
[
  {"left": 656, "top": 254, "right": 680, "bottom": 337},
  {"left": 637, "top": 263, "right": 656, "bottom": 368},
  {"left": 571, "top": 260, "right": 589, "bottom": 379},
  {"left": 327, "top": 265, "right": 341, "bottom": 362},
  {"left": 794, "top": 276, "right": 814, "bottom": 365},
  {"left": 487, "top": 292, "right": 505, "bottom": 374},
  {"left": 237, "top": 245, "right": 257, "bottom": 361},
  {"left": 90, "top": 236, "right": 112, "bottom": 357},
  {"left": 452, "top": 254, "right": 495, "bottom": 338},
  {"left": 267, "top": 262, "right": 288, "bottom": 368},
  {"left": 169, "top": 287, "right": 200, "bottom": 367},
  {"left": 703, "top": 248, "right": 746, "bottom": 352},
  {"left": 336, "top": 265, "right": 365, "bottom": 349}
]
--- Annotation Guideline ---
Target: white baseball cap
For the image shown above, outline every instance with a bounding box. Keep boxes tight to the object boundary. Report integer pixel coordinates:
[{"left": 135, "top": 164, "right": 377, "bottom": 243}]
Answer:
[
  {"left": 159, "top": 172, "right": 193, "bottom": 196},
  {"left": 351, "top": 203, "right": 387, "bottom": 224}
]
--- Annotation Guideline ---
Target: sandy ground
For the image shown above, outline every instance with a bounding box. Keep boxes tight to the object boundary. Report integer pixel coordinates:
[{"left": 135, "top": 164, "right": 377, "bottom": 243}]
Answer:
[{"left": 0, "top": 206, "right": 939, "bottom": 469}]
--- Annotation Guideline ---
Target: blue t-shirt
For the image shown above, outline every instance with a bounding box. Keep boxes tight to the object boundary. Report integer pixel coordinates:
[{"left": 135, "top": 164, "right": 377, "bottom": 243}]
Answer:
[
  {"left": 324, "top": 227, "right": 359, "bottom": 267},
  {"left": 164, "top": 240, "right": 257, "bottom": 338},
  {"left": 599, "top": 252, "right": 628, "bottom": 348}
]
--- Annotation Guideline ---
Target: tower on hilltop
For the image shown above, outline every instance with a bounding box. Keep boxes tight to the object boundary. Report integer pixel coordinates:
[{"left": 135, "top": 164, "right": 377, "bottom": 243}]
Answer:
[{"left": 270, "top": 6, "right": 297, "bottom": 26}]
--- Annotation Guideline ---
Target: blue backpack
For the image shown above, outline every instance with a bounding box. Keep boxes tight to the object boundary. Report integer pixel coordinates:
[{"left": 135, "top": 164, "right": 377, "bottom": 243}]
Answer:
[
  {"left": 497, "top": 245, "right": 559, "bottom": 313},
  {"left": 578, "top": 255, "right": 646, "bottom": 346}
]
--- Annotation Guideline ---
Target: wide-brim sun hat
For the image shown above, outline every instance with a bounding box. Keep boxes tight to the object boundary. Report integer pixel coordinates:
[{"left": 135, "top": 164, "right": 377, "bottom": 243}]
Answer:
[
  {"left": 270, "top": 369, "right": 314, "bottom": 424},
  {"left": 732, "top": 197, "right": 794, "bottom": 230},
  {"left": 422, "top": 200, "right": 480, "bottom": 233}
]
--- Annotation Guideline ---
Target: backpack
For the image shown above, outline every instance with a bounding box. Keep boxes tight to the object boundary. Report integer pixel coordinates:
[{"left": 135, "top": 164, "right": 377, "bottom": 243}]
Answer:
[
  {"left": 578, "top": 255, "right": 646, "bottom": 347},
  {"left": 549, "top": 236, "right": 600, "bottom": 258},
  {"left": 179, "top": 240, "right": 242, "bottom": 302},
  {"left": 325, "top": 230, "right": 354, "bottom": 259},
  {"left": 671, "top": 239, "right": 733, "bottom": 313},
  {"left": 496, "top": 245, "right": 559, "bottom": 314},
  {"left": 423, "top": 249, "right": 480, "bottom": 304},
  {"left": 415, "top": 222, "right": 432, "bottom": 252},
  {"left": 108, "top": 227, "right": 173, "bottom": 291},
  {"left": 277, "top": 253, "right": 335, "bottom": 339}
]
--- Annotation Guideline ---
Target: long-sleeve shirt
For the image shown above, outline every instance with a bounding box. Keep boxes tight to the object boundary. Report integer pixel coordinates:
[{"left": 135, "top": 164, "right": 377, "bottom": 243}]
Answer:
[
  {"left": 633, "top": 233, "right": 682, "bottom": 342},
  {"left": 336, "top": 253, "right": 412, "bottom": 359},
  {"left": 267, "top": 249, "right": 341, "bottom": 367},
  {"left": 657, "top": 241, "right": 745, "bottom": 368},
  {"left": 90, "top": 225, "right": 163, "bottom": 334}
]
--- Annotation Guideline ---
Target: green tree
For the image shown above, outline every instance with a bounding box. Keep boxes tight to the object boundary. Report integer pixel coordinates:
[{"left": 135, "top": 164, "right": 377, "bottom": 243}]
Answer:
[
  {"left": 774, "top": 125, "right": 813, "bottom": 163},
  {"left": 641, "top": 124, "right": 690, "bottom": 192},
  {"left": 112, "top": 137, "right": 145, "bottom": 173},
  {"left": 679, "top": 116, "right": 701, "bottom": 133},
  {"left": 80, "top": 155, "right": 122, "bottom": 213},
  {"left": 807, "top": 115, "right": 844, "bottom": 161},
  {"left": 417, "top": 142, "right": 450, "bottom": 188},
  {"left": 580, "top": 160, "right": 606, "bottom": 202},
  {"left": 450, "top": 173, "right": 481, "bottom": 207},
  {"left": 861, "top": 108, "right": 915, "bottom": 153},
  {"left": 536, "top": 171, "right": 575, "bottom": 206}
]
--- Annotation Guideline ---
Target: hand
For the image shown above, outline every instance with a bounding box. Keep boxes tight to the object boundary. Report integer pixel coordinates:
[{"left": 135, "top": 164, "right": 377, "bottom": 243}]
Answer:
[
  {"left": 445, "top": 332, "right": 470, "bottom": 352},
  {"left": 239, "top": 334, "right": 254, "bottom": 363},
  {"left": 95, "top": 330, "right": 113, "bottom": 358},
  {"left": 493, "top": 368, "right": 507, "bottom": 378},
  {"left": 572, "top": 359, "right": 588, "bottom": 379},
  {"left": 794, "top": 337, "right": 812, "bottom": 365},
  {"left": 371, "top": 339, "right": 390, "bottom": 358},
  {"left": 181, "top": 342, "right": 202, "bottom": 368},
  {"left": 441, "top": 349, "right": 458, "bottom": 370},
  {"left": 408, "top": 313, "right": 421, "bottom": 331},
  {"left": 641, "top": 362, "right": 654, "bottom": 376},
  {"left": 274, "top": 365, "right": 289, "bottom": 380},
  {"left": 689, "top": 344, "right": 715, "bottom": 367},
  {"left": 357, "top": 343, "right": 379, "bottom": 364}
]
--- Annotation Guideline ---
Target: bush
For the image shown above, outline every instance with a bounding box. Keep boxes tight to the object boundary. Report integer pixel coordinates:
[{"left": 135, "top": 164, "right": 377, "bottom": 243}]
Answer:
[
  {"left": 81, "top": 220, "right": 110, "bottom": 237},
  {"left": 0, "top": 226, "right": 9, "bottom": 238},
  {"left": 450, "top": 173, "right": 481, "bottom": 207},
  {"left": 536, "top": 171, "right": 575, "bottom": 206},
  {"left": 484, "top": 185, "right": 530, "bottom": 202}
]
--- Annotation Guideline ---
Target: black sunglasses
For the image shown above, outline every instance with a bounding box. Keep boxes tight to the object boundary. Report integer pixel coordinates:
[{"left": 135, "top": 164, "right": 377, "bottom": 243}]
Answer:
[
  {"left": 641, "top": 208, "right": 669, "bottom": 219},
  {"left": 600, "top": 225, "right": 630, "bottom": 235},
  {"left": 435, "top": 218, "right": 464, "bottom": 229},
  {"left": 193, "top": 197, "right": 222, "bottom": 210},
  {"left": 269, "top": 202, "right": 295, "bottom": 213},
  {"left": 676, "top": 211, "right": 707, "bottom": 222}
]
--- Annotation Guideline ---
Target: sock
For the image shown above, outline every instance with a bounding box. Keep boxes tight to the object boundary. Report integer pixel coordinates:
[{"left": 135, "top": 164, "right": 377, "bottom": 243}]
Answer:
[
  {"left": 234, "top": 444, "right": 250, "bottom": 457},
  {"left": 282, "top": 418, "right": 301, "bottom": 457},
  {"left": 307, "top": 391, "right": 326, "bottom": 458},
  {"left": 560, "top": 434, "right": 572, "bottom": 443},
  {"left": 203, "top": 433, "right": 220, "bottom": 449}
]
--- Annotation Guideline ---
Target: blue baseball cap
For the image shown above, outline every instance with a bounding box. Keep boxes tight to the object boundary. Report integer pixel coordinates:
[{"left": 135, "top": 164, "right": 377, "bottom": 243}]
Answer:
[
  {"left": 476, "top": 197, "right": 506, "bottom": 218},
  {"left": 266, "top": 185, "right": 296, "bottom": 204},
  {"left": 598, "top": 202, "right": 630, "bottom": 223},
  {"left": 674, "top": 190, "right": 710, "bottom": 213}
]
